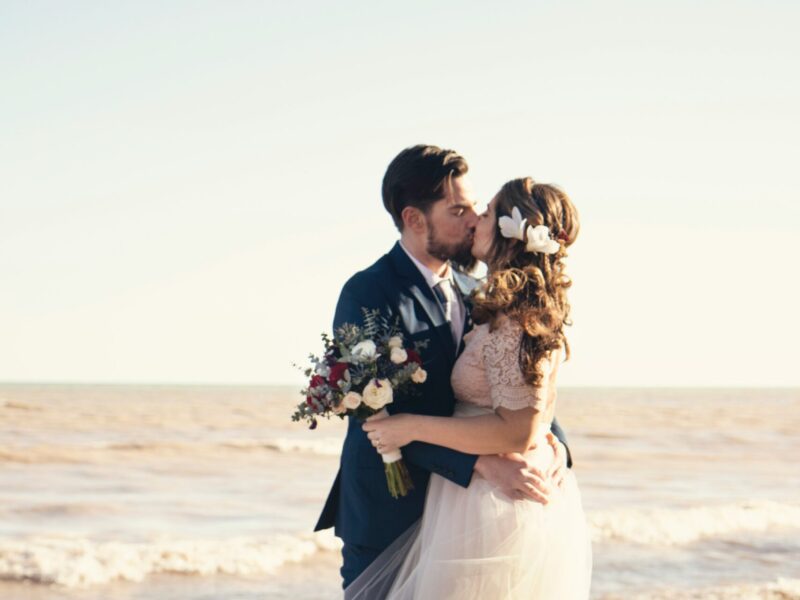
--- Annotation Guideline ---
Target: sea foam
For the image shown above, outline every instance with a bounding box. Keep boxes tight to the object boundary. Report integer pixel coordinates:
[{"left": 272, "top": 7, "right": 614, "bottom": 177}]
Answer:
[
  {"left": 590, "top": 500, "right": 800, "bottom": 545},
  {"left": 0, "top": 529, "right": 342, "bottom": 588},
  {"left": 604, "top": 577, "right": 800, "bottom": 599}
]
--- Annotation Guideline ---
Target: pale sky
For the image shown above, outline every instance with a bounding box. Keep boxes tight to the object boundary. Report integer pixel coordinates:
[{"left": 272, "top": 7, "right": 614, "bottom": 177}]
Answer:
[{"left": 1, "top": 1, "right": 798, "bottom": 387}]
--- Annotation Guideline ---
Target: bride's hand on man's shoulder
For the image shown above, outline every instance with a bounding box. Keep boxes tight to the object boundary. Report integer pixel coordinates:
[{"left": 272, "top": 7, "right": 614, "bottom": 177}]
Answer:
[{"left": 363, "top": 413, "right": 416, "bottom": 452}]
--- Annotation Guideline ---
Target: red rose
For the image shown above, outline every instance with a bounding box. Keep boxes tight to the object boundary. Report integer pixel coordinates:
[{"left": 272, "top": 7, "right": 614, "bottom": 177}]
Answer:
[
  {"left": 406, "top": 349, "right": 422, "bottom": 365},
  {"left": 309, "top": 375, "right": 326, "bottom": 389},
  {"left": 328, "top": 363, "right": 350, "bottom": 388}
]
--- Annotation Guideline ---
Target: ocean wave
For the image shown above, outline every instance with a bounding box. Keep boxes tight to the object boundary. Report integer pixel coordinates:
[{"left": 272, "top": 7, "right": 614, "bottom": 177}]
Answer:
[
  {"left": 590, "top": 500, "right": 800, "bottom": 545},
  {"left": 106, "top": 437, "right": 344, "bottom": 456},
  {"left": 600, "top": 577, "right": 800, "bottom": 599},
  {"left": 11, "top": 503, "right": 123, "bottom": 517},
  {"left": 105, "top": 437, "right": 343, "bottom": 456},
  {"left": 0, "top": 448, "right": 86, "bottom": 464},
  {"left": 256, "top": 437, "right": 342, "bottom": 456},
  {"left": 0, "top": 529, "right": 342, "bottom": 588},
  {"left": 0, "top": 437, "right": 343, "bottom": 463},
  {"left": 0, "top": 400, "right": 40, "bottom": 411}
]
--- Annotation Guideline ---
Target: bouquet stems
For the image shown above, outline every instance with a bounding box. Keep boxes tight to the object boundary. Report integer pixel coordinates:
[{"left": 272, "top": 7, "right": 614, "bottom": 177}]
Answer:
[{"left": 381, "top": 450, "right": 414, "bottom": 499}]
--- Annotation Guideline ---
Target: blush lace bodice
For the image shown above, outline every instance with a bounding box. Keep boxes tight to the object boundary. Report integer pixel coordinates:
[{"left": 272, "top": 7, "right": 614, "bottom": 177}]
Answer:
[{"left": 451, "top": 315, "right": 561, "bottom": 429}]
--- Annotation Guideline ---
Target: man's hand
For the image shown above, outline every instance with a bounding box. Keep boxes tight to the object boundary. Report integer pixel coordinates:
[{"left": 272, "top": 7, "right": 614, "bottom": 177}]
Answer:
[
  {"left": 546, "top": 432, "right": 568, "bottom": 489},
  {"left": 474, "top": 453, "right": 553, "bottom": 504}
]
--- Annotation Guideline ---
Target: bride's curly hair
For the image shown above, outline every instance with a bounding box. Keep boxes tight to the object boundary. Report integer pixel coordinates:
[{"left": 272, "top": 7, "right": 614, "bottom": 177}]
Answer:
[{"left": 471, "top": 178, "right": 579, "bottom": 387}]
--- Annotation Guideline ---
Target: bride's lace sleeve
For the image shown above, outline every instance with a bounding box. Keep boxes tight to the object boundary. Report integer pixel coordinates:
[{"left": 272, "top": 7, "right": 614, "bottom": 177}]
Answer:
[{"left": 482, "top": 318, "right": 549, "bottom": 411}]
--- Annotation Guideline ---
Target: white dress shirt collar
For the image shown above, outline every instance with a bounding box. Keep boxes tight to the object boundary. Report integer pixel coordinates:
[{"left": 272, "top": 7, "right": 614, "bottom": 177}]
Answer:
[{"left": 398, "top": 240, "right": 455, "bottom": 290}]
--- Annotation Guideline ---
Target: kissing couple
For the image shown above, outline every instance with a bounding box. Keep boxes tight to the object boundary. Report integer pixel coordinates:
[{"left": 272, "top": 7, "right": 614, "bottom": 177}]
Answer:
[{"left": 315, "top": 144, "right": 592, "bottom": 599}]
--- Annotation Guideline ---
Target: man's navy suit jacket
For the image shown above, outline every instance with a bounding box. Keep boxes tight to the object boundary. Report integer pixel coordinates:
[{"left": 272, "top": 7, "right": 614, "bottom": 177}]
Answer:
[{"left": 314, "top": 242, "right": 571, "bottom": 549}]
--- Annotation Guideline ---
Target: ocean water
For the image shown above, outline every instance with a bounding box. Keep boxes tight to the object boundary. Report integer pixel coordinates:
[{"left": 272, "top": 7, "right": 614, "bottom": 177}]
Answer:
[{"left": 0, "top": 384, "right": 798, "bottom": 599}]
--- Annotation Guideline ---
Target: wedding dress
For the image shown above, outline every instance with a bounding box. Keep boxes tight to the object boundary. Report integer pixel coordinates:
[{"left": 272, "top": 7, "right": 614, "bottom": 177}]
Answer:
[{"left": 346, "top": 316, "right": 593, "bottom": 599}]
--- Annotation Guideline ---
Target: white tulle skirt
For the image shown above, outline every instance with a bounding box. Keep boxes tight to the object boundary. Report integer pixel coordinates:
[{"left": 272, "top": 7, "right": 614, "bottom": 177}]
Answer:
[{"left": 345, "top": 404, "right": 593, "bottom": 600}]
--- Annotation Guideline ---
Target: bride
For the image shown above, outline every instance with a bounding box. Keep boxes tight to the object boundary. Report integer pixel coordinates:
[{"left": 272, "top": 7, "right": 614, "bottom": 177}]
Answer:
[{"left": 349, "top": 177, "right": 592, "bottom": 599}]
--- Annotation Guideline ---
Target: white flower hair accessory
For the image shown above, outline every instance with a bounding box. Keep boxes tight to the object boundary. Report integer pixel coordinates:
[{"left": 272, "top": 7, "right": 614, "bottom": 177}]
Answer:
[
  {"left": 498, "top": 205, "right": 563, "bottom": 255},
  {"left": 525, "top": 224, "right": 560, "bottom": 255},
  {"left": 498, "top": 206, "right": 527, "bottom": 242}
]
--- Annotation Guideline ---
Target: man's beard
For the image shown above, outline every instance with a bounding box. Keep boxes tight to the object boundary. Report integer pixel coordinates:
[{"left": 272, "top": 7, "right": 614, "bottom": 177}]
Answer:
[{"left": 426, "top": 229, "right": 478, "bottom": 273}]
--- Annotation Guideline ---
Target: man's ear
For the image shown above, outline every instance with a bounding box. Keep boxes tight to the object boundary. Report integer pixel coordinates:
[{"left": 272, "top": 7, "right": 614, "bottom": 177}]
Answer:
[{"left": 401, "top": 206, "right": 427, "bottom": 234}]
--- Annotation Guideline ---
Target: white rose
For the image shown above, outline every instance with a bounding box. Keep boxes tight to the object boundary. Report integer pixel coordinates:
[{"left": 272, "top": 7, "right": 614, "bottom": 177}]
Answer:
[
  {"left": 332, "top": 399, "right": 348, "bottom": 415},
  {"left": 350, "top": 340, "right": 378, "bottom": 363},
  {"left": 342, "top": 391, "right": 362, "bottom": 410},
  {"left": 362, "top": 378, "right": 394, "bottom": 410},
  {"left": 390, "top": 347, "right": 408, "bottom": 364},
  {"left": 387, "top": 336, "right": 403, "bottom": 349},
  {"left": 411, "top": 368, "right": 428, "bottom": 384}
]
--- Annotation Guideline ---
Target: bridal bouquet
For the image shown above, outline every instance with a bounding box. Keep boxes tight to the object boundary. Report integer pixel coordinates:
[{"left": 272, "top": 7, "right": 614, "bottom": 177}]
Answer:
[{"left": 292, "top": 308, "right": 428, "bottom": 498}]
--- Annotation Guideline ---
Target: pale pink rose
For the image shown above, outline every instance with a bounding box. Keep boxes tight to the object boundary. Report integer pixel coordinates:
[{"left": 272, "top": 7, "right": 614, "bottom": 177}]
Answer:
[
  {"left": 411, "top": 368, "right": 427, "bottom": 384},
  {"left": 387, "top": 336, "right": 403, "bottom": 349},
  {"left": 362, "top": 378, "right": 394, "bottom": 410},
  {"left": 390, "top": 347, "right": 408, "bottom": 364},
  {"left": 342, "top": 391, "right": 362, "bottom": 410}
]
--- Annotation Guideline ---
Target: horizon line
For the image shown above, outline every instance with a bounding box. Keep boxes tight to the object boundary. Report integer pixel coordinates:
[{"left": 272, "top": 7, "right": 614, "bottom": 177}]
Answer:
[{"left": 1, "top": 380, "right": 797, "bottom": 390}]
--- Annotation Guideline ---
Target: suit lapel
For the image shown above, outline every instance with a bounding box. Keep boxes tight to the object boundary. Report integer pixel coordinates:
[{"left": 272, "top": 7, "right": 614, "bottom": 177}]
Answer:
[{"left": 388, "top": 243, "right": 457, "bottom": 361}]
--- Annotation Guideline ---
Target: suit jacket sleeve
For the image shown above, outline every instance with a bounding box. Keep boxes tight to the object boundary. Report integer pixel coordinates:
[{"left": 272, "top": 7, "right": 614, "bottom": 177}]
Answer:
[
  {"left": 400, "top": 414, "right": 571, "bottom": 487},
  {"left": 396, "top": 439, "right": 479, "bottom": 488},
  {"left": 549, "top": 417, "right": 572, "bottom": 468},
  {"left": 400, "top": 418, "right": 573, "bottom": 486}
]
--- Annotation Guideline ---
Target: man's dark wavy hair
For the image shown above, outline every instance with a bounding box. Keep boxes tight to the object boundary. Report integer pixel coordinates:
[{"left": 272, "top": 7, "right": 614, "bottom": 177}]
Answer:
[{"left": 381, "top": 144, "right": 469, "bottom": 231}]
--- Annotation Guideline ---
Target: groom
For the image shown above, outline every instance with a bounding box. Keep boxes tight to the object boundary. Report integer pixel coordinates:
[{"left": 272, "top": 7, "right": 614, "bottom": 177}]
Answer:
[{"left": 314, "top": 144, "right": 573, "bottom": 588}]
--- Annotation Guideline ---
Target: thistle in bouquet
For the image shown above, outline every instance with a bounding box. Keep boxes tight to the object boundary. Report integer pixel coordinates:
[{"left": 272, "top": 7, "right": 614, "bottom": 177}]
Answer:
[{"left": 292, "top": 308, "right": 428, "bottom": 499}]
